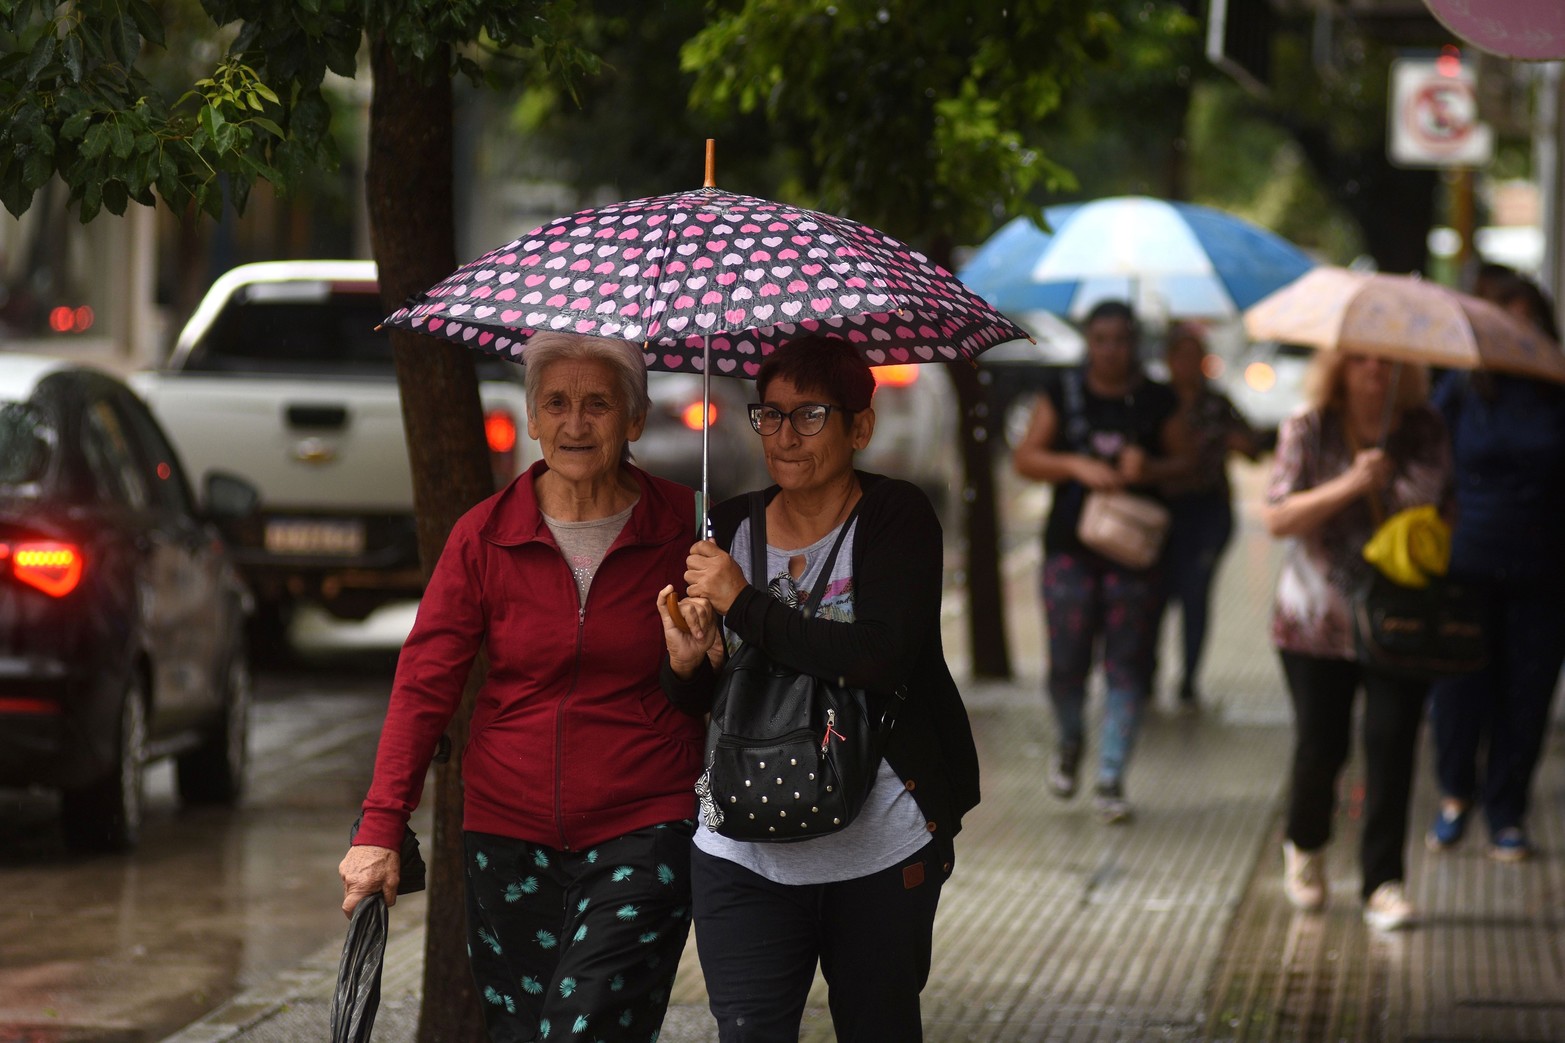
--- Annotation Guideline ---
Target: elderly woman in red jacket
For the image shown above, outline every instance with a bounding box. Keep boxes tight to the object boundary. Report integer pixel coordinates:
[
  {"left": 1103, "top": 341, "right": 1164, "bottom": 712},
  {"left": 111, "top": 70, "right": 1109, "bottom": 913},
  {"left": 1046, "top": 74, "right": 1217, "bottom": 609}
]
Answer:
[{"left": 339, "top": 333, "right": 706, "bottom": 1042}]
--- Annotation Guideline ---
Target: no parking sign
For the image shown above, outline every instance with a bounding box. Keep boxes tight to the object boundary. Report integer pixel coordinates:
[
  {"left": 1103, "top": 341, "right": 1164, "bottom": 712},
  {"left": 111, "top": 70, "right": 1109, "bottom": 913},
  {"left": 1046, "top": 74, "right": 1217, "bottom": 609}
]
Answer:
[{"left": 1388, "top": 56, "right": 1494, "bottom": 168}]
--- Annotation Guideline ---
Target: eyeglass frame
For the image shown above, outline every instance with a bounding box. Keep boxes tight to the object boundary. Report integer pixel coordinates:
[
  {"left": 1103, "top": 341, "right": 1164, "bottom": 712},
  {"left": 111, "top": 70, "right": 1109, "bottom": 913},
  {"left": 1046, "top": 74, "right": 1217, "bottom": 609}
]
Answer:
[{"left": 747, "top": 402, "right": 854, "bottom": 437}]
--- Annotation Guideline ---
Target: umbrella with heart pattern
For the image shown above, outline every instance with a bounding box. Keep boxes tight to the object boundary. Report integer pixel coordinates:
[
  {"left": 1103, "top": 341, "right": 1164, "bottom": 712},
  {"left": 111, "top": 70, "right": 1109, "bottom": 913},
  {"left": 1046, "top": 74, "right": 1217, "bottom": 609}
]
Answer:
[{"left": 380, "top": 186, "right": 1028, "bottom": 377}]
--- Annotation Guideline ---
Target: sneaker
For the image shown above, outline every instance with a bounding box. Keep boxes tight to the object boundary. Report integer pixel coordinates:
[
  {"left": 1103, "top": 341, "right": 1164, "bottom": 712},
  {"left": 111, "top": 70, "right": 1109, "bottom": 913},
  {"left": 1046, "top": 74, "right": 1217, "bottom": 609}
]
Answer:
[
  {"left": 1425, "top": 799, "right": 1470, "bottom": 851},
  {"left": 1047, "top": 743, "right": 1081, "bottom": 800},
  {"left": 1094, "top": 781, "right": 1133, "bottom": 824},
  {"left": 1283, "top": 841, "right": 1327, "bottom": 912},
  {"left": 1489, "top": 827, "right": 1532, "bottom": 863},
  {"left": 1363, "top": 881, "right": 1415, "bottom": 931}
]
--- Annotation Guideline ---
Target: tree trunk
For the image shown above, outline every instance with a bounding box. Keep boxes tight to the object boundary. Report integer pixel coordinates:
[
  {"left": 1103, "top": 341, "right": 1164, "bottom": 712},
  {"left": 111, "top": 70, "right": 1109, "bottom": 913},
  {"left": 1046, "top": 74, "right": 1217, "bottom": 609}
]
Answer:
[
  {"left": 948, "top": 359, "right": 1012, "bottom": 678},
  {"left": 926, "top": 234, "right": 1010, "bottom": 680},
  {"left": 366, "top": 37, "right": 493, "bottom": 1042}
]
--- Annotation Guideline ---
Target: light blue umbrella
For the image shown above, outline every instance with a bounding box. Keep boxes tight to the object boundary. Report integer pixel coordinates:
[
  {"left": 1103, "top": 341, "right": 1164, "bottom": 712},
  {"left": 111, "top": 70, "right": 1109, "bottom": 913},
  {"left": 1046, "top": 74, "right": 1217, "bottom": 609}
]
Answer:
[{"left": 958, "top": 196, "right": 1315, "bottom": 321}]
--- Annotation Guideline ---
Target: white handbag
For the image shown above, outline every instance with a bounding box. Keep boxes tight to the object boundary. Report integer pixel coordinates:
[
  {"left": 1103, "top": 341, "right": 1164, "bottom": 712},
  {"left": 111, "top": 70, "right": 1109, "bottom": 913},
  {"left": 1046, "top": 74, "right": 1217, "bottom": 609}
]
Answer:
[{"left": 1077, "top": 490, "right": 1171, "bottom": 570}]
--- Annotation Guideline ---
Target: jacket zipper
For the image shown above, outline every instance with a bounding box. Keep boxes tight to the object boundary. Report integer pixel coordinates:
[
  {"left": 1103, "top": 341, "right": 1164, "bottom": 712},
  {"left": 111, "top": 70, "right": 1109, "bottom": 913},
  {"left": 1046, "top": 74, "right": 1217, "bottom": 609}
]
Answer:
[{"left": 550, "top": 527, "right": 642, "bottom": 851}]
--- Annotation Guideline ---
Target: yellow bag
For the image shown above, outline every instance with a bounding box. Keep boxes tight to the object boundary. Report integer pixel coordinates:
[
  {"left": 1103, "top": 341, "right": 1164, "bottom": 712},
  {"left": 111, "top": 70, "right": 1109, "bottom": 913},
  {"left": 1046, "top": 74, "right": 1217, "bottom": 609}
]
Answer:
[{"left": 1362, "top": 504, "right": 1450, "bottom": 589}]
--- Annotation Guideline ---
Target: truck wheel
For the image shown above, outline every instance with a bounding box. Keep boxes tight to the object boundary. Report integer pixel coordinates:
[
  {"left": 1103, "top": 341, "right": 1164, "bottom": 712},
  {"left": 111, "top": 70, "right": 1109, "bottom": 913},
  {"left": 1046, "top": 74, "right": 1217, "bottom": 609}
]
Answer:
[
  {"left": 62, "top": 676, "right": 147, "bottom": 853},
  {"left": 177, "top": 633, "right": 251, "bottom": 805}
]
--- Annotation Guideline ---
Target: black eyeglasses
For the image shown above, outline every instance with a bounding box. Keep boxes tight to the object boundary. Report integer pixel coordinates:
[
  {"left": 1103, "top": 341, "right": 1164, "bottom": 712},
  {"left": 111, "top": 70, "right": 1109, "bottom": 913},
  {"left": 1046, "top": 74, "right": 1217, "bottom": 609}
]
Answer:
[{"left": 748, "top": 403, "right": 851, "bottom": 437}]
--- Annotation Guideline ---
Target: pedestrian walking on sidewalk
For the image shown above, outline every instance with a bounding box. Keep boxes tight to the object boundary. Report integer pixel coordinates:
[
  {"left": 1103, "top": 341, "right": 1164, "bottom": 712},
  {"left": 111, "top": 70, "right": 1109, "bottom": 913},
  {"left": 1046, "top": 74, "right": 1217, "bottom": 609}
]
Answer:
[
  {"left": 339, "top": 334, "right": 706, "bottom": 1042},
  {"left": 1426, "top": 272, "right": 1565, "bottom": 863},
  {"left": 660, "top": 335, "right": 981, "bottom": 1042},
  {"left": 1155, "top": 323, "right": 1260, "bottom": 710},
  {"left": 1011, "top": 301, "right": 1188, "bottom": 823},
  {"left": 1262, "top": 350, "right": 1451, "bottom": 931}
]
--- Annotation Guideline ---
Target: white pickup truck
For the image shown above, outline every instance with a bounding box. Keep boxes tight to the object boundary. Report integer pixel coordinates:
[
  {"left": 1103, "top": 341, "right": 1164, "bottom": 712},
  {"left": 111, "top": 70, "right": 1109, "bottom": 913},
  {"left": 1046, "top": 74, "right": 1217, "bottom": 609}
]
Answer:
[{"left": 130, "top": 260, "right": 538, "bottom": 650}]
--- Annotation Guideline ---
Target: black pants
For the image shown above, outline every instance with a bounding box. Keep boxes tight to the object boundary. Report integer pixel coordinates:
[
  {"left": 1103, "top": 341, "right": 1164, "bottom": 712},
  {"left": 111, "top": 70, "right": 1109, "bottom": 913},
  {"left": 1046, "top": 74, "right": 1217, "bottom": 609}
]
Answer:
[
  {"left": 691, "top": 842, "right": 945, "bottom": 1042},
  {"left": 1279, "top": 651, "right": 1429, "bottom": 899},
  {"left": 463, "top": 822, "right": 694, "bottom": 1043},
  {"left": 1430, "top": 578, "right": 1565, "bottom": 836}
]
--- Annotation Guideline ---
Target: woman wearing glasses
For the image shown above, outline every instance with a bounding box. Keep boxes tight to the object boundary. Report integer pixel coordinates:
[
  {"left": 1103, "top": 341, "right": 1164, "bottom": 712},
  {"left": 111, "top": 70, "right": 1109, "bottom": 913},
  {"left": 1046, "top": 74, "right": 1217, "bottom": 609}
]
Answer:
[{"left": 656, "top": 334, "right": 980, "bottom": 1042}]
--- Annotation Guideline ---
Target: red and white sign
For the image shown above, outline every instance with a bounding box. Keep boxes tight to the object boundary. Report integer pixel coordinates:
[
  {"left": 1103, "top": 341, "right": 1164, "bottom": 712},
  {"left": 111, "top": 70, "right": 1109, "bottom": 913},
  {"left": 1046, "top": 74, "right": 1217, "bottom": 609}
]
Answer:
[{"left": 1388, "top": 57, "right": 1494, "bottom": 168}]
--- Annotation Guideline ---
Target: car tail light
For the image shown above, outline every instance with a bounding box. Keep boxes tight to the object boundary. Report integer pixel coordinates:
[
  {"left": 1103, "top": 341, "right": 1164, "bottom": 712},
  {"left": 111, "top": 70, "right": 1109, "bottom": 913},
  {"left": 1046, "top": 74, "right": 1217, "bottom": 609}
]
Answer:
[
  {"left": 873, "top": 365, "right": 919, "bottom": 388},
  {"left": 485, "top": 408, "right": 519, "bottom": 486},
  {"left": 2, "top": 540, "right": 84, "bottom": 597},
  {"left": 681, "top": 401, "right": 716, "bottom": 431}
]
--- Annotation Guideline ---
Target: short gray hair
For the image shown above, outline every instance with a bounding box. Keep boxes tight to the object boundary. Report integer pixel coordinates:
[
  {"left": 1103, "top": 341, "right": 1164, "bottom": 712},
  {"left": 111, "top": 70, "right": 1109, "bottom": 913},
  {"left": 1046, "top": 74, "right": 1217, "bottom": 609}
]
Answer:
[{"left": 522, "top": 333, "right": 651, "bottom": 424}]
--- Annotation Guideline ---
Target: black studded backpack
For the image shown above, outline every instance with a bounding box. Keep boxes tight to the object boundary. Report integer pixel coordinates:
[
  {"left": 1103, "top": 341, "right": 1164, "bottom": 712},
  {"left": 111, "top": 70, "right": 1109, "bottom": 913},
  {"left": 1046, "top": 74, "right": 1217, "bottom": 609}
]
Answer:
[{"left": 695, "top": 491, "right": 896, "bottom": 842}]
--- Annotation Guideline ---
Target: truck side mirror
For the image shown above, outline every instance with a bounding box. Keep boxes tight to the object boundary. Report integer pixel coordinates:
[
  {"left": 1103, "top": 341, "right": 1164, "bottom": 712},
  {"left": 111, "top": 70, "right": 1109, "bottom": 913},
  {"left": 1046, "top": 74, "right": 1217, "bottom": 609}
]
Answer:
[{"left": 205, "top": 471, "right": 261, "bottom": 520}]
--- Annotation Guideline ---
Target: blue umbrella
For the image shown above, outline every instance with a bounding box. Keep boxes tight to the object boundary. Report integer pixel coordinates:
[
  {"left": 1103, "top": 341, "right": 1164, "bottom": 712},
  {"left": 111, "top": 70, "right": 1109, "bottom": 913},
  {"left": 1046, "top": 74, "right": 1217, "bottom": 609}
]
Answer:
[{"left": 958, "top": 196, "right": 1315, "bottom": 321}]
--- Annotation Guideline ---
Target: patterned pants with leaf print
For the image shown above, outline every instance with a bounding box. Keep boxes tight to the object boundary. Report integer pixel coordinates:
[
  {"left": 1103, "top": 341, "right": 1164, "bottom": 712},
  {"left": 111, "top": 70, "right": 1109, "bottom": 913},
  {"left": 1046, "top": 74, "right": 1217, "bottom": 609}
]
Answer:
[{"left": 463, "top": 821, "right": 695, "bottom": 1042}]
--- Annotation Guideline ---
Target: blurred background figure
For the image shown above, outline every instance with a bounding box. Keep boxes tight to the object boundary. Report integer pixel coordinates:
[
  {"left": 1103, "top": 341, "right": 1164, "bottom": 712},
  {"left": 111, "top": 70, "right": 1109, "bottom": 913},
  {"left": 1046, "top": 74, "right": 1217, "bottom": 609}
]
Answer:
[
  {"left": 1156, "top": 322, "right": 1260, "bottom": 710},
  {"left": 1426, "top": 271, "right": 1565, "bottom": 862},
  {"left": 1262, "top": 350, "right": 1449, "bottom": 931},
  {"left": 1011, "top": 301, "right": 1186, "bottom": 824}
]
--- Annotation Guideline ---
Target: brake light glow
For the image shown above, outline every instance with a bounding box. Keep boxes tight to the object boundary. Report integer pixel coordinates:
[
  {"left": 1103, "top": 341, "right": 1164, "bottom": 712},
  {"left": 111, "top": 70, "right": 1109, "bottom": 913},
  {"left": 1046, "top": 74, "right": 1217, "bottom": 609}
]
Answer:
[
  {"left": 484, "top": 409, "right": 518, "bottom": 454},
  {"left": 3, "top": 541, "right": 84, "bottom": 597},
  {"left": 485, "top": 408, "right": 520, "bottom": 488},
  {"left": 873, "top": 365, "right": 918, "bottom": 388},
  {"left": 681, "top": 402, "right": 717, "bottom": 430}
]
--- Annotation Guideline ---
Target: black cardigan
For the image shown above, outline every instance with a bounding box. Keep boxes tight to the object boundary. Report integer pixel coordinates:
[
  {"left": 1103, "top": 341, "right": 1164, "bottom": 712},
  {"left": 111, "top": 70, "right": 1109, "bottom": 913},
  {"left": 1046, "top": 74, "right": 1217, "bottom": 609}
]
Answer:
[{"left": 661, "top": 471, "right": 981, "bottom": 874}]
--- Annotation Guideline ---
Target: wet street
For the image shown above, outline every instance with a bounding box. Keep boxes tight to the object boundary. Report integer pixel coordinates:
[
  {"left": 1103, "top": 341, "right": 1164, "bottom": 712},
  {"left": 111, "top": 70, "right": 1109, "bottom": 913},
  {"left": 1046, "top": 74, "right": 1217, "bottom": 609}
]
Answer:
[{"left": 0, "top": 610, "right": 423, "bottom": 1043}]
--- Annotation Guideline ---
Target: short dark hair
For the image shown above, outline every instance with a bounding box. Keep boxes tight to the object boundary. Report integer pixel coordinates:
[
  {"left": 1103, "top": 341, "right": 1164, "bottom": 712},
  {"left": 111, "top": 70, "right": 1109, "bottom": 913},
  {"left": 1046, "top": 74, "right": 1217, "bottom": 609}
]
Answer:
[
  {"left": 1082, "top": 299, "right": 1138, "bottom": 333},
  {"left": 1491, "top": 273, "right": 1561, "bottom": 342},
  {"left": 756, "top": 335, "right": 875, "bottom": 414}
]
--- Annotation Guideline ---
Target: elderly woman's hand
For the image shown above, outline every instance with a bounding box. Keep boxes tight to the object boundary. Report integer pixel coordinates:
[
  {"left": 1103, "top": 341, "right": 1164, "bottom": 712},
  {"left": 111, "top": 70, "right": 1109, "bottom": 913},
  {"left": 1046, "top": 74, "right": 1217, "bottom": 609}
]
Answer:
[
  {"left": 658, "top": 584, "right": 717, "bottom": 678},
  {"left": 339, "top": 844, "right": 400, "bottom": 917},
  {"left": 686, "top": 540, "right": 747, "bottom": 615}
]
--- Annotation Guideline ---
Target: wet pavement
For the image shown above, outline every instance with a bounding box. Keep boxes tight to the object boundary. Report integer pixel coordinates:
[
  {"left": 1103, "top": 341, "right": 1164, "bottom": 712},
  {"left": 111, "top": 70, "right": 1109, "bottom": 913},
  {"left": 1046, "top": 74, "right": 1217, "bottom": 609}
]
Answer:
[
  {"left": 0, "top": 641, "right": 414, "bottom": 1043},
  {"left": 154, "top": 462, "right": 1565, "bottom": 1041}
]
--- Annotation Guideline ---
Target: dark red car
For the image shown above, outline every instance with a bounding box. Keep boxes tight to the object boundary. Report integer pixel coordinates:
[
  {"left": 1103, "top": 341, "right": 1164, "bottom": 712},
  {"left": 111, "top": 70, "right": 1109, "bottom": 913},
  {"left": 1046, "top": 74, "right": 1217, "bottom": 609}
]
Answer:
[{"left": 0, "top": 355, "right": 254, "bottom": 852}]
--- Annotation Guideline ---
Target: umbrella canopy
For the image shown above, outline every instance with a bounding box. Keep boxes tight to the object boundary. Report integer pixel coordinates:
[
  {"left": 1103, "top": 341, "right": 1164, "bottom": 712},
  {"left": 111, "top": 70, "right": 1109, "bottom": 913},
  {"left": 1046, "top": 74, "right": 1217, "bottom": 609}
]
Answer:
[
  {"left": 330, "top": 893, "right": 388, "bottom": 1043},
  {"left": 381, "top": 187, "right": 1028, "bottom": 375},
  {"left": 958, "top": 197, "right": 1316, "bottom": 320},
  {"left": 1244, "top": 266, "right": 1565, "bottom": 385}
]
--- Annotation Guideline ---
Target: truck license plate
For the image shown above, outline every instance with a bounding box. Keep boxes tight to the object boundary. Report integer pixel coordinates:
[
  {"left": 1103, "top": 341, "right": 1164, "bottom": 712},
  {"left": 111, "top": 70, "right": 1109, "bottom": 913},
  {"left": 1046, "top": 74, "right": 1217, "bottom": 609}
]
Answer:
[{"left": 263, "top": 519, "right": 366, "bottom": 556}]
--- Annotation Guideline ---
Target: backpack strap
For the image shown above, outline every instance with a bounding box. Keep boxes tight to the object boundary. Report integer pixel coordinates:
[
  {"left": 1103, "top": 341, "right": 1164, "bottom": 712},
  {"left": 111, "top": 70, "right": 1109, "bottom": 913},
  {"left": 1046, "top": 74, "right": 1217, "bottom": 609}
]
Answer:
[{"left": 747, "top": 489, "right": 865, "bottom": 620}]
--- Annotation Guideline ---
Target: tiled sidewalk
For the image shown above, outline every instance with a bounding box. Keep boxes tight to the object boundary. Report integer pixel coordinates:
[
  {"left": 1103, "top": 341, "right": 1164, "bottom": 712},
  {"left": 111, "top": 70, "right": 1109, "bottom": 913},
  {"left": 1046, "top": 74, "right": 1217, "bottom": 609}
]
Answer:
[{"left": 166, "top": 474, "right": 1565, "bottom": 1042}]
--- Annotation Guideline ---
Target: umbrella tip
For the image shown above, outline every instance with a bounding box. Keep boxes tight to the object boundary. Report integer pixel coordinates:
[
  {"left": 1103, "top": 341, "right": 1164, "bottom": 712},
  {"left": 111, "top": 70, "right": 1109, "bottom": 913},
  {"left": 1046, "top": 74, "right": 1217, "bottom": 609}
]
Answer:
[{"left": 704, "top": 139, "right": 716, "bottom": 189}]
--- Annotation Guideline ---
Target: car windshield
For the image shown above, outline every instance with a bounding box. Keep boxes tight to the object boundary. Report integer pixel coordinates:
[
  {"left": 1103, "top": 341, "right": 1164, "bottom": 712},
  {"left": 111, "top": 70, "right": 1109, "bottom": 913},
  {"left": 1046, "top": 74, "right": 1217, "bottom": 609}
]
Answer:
[
  {"left": 0, "top": 401, "right": 55, "bottom": 495},
  {"left": 182, "top": 284, "right": 519, "bottom": 381}
]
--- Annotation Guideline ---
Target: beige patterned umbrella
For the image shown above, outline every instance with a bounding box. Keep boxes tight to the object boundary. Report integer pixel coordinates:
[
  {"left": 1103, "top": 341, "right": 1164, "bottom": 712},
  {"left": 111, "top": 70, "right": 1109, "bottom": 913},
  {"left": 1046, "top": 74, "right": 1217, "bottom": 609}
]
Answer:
[{"left": 1244, "top": 266, "right": 1565, "bottom": 384}]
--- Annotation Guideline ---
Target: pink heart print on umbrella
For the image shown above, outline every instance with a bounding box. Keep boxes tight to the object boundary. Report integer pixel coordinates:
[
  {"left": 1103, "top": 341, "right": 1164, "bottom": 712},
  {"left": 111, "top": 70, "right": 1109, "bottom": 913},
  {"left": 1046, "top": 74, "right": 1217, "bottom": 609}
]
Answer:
[{"left": 381, "top": 186, "right": 1029, "bottom": 372}]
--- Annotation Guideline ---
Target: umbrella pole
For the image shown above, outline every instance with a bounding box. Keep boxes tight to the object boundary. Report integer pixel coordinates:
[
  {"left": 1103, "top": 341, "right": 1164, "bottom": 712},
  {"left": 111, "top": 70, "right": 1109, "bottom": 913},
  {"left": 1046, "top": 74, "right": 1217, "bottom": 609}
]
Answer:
[
  {"left": 701, "top": 334, "right": 711, "bottom": 539},
  {"left": 1378, "top": 363, "right": 1403, "bottom": 447}
]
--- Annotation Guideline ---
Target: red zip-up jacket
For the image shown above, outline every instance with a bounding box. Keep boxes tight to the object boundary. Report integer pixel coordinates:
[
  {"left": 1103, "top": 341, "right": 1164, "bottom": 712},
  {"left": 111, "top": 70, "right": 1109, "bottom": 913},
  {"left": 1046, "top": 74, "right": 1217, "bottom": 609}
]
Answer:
[{"left": 355, "top": 461, "right": 705, "bottom": 852}]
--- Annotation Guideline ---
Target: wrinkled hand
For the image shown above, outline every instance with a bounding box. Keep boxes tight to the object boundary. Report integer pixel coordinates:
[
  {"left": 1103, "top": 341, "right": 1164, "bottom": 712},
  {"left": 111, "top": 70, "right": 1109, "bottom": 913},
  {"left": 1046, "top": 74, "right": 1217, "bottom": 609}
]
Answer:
[
  {"left": 657, "top": 584, "right": 717, "bottom": 678},
  {"left": 1118, "top": 446, "right": 1148, "bottom": 484},
  {"left": 1074, "top": 456, "right": 1126, "bottom": 491},
  {"left": 686, "top": 540, "right": 747, "bottom": 615},
  {"left": 1348, "top": 448, "right": 1392, "bottom": 496},
  {"left": 339, "top": 844, "right": 400, "bottom": 917}
]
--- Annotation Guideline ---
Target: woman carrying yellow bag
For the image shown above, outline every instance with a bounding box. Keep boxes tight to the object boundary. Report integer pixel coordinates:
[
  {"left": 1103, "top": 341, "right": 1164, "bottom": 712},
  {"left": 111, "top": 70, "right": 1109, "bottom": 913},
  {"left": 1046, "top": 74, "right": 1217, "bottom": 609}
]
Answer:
[{"left": 1262, "top": 350, "right": 1451, "bottom": 932}]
